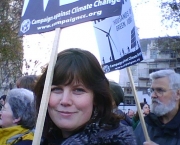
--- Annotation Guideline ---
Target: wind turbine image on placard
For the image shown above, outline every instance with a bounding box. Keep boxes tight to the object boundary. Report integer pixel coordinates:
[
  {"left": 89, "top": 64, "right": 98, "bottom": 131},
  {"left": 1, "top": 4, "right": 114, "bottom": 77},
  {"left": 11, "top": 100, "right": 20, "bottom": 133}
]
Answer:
[{"left": 94, "top": 26, "right": 118, "bottom": 62}]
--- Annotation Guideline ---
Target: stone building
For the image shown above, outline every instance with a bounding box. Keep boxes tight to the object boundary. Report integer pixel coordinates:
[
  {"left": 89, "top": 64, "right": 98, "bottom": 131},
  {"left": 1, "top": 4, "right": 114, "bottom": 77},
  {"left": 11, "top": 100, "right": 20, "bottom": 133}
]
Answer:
[{"left": 119, "top": 37, "right": 180, "bottom": 112}]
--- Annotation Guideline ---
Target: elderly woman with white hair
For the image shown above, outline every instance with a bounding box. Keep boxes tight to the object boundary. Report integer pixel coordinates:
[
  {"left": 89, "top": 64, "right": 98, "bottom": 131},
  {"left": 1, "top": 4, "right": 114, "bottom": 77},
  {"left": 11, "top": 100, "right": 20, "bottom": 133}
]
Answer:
[{"left": 0, "top": 88, "right": 36, "bottom": 145}]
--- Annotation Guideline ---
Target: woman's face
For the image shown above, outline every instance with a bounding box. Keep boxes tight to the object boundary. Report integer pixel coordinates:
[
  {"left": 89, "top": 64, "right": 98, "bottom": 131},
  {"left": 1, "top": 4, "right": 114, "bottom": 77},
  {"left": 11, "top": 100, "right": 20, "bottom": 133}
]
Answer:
[
  {"left": 142, "top": 104, "right": 150, "bottom": 115},
  {"left": 48, "top": 82, "right": 94, "bottom": 138},
  {"left": 0, "top": 103, "right": 16, "bottom": 128}
]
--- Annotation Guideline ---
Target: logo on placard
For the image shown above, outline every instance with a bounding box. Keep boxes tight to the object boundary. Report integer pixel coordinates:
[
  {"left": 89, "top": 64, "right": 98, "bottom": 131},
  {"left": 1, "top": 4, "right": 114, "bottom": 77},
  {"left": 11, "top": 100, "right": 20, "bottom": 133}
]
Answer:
[
  {"left": 20, "top": 19, "right": 31, "bottom": 33},
  {"left": 102, "top": 65, "right": 110, "bottom": 73}
]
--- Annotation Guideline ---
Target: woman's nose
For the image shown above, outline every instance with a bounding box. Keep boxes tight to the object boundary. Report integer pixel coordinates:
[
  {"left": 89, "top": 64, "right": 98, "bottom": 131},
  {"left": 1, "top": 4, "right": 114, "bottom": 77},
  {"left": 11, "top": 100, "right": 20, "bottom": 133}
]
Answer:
[{"left": 60, "top": 90, "right": 73, "bottom": 106}]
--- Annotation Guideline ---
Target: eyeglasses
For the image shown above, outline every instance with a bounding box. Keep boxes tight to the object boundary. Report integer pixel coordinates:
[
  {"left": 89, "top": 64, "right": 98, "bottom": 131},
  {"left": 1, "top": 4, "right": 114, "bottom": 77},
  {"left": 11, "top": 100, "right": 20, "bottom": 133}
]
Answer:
[{"left": 149, "top": 88, "right": 173, "bottom": 96}]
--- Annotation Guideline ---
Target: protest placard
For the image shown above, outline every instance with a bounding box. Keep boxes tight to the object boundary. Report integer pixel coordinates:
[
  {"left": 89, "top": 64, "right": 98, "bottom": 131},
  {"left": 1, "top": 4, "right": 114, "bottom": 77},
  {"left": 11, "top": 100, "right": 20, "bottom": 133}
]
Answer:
[
  {"left": 19, "top": 0, "right": 123, "bottom": 35},
  {"left": 93, "top": 0, "right": 143, "bottom": 73}
]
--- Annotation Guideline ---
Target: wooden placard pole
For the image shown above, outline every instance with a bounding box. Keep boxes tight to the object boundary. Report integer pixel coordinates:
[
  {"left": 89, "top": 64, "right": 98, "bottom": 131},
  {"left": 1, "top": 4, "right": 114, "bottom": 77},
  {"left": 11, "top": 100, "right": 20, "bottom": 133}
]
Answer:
[
  {"left": 32, "top": 28, "right": 61, "bottom": 145},
  {"left": 126, "top": 67, "right": 150, "bottom": 142}
]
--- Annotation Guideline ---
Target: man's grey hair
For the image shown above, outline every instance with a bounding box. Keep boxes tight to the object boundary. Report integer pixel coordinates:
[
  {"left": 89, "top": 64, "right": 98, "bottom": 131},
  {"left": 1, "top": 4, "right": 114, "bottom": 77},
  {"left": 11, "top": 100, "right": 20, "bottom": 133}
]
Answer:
[
  {"left": 6, "top": 88, "right": 36, "bottom": 129},
  {"left": 149, "top": 69, "right": 180, "bottom": 90}
]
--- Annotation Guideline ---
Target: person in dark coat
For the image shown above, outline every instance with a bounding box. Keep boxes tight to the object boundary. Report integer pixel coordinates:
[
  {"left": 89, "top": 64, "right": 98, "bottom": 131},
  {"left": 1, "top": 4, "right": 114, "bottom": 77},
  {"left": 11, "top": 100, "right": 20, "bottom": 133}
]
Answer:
[
  {"left": 109, "top": 80, "right": 132, "bottom": 126},
  {"left": 35, "top": 48, "right": 137, "bottom": 145},
  {"left": 135, "top": 69, "right": 180, "bottom": 145}
]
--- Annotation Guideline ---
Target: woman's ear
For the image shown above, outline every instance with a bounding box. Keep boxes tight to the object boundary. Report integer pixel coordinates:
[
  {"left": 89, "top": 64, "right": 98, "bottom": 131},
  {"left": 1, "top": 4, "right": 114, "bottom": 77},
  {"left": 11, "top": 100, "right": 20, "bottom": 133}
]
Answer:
[{"left": 13, "top": 117, "right": 21, "bottom": 124}]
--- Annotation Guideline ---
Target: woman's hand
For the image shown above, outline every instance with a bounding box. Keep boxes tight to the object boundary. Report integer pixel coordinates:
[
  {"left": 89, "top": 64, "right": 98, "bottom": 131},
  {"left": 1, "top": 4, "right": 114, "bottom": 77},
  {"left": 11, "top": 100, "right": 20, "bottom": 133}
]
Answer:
[{"left": 143, "top": 141, "right": 159, "bottom": 145}]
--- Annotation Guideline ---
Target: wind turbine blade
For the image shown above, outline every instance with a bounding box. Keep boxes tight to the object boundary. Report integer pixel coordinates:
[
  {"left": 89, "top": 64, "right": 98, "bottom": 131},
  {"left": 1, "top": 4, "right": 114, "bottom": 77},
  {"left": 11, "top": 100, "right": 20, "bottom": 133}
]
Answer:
[
  {"left": 108, "top": 26, "right": 112, "bottom": 33},
  {"left": 94, "top": 26, "right": 108, "bottom": 34}
]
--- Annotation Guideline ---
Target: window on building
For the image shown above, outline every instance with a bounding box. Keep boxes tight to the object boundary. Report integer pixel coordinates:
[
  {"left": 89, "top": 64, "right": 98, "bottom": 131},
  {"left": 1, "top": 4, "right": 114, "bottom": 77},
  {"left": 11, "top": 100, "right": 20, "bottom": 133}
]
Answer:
[
  {"left": 124, "top": 98, "right": 135, "bottom": 105},
  {"left": 150, "top": 49, "right": 157, "bottom": 59},
  {"left": 143, "top": 89, "right": 148, "bottom": 94},
  {"left": 149, "top": 63, "right": 157, "bottom": 69},
  {"left": 126, "top": 100, "right": 130, "bottom": 104},
  {"left": 170, "top": 52, "right": 176, "bottom": 58},
  {"left": 133, "top": 100, "right": 135, "bottom": 104},
  {"left": 131, "top": 65, "right": 137, "bottom": 76},
  {"left": 127, "top": 88, "right": 132, "bottom": 94},
  {"left": 146, "top": 81, "right": 151, "bottom": 87},
  {"left": 170, "top": 61, "right": 176, "bottom": 67},
  {"left": 126, "top": 82, "right": 130, "bottom": 87}
]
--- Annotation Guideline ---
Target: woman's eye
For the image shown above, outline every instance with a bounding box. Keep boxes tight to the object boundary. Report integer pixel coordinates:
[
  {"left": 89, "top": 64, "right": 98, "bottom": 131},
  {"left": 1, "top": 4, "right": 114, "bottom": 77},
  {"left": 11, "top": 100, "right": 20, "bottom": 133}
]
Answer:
[
  {"left": 74, "top": 88, "right": 85, "bottom": 94},
  {"left": 51, "top": 87, "right": 62, "bottom": 93}
]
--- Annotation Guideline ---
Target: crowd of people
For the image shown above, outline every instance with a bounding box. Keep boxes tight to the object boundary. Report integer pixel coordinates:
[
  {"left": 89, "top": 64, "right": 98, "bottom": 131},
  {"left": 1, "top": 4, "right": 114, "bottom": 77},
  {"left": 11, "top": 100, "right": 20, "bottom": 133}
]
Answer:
[{"left": 0, "top": 48, "right": 180, "bottom": 145}]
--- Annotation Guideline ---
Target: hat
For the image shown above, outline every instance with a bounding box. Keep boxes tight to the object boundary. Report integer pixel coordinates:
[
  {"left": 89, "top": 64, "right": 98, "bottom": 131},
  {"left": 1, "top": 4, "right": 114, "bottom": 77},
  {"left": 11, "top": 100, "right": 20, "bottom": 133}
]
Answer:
[{"left": 109, "top": 81, "right": 124, "bottom": 106}]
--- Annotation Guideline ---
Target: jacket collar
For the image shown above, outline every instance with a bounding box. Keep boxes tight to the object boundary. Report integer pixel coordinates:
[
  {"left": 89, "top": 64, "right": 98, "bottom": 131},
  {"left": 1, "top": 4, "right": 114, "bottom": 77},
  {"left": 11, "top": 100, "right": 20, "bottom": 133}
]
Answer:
[
  {"left": 145, "top": 110, "right": 180, "bottom": 137},
  {"left": 146, "top": 110, "right": 180, "bottom": 129},
  {"left": 0, "top": 125, "right": 33, "bottom": 144}
]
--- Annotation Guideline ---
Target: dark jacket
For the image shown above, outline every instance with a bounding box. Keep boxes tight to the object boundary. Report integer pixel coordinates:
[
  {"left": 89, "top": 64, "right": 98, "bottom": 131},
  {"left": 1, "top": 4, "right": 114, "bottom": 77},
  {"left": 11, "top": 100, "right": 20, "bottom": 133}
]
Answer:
[
  {"left": 134, "top": 111, "right": 180, "bottom": 145},
  {"left": 42, "top": 122, "right": 137, "bottom": 145},
  {"left": 132, "top": 116, "right": 139, "bottom": 130},
  {"left": 113, "top": 108, "right": 133, "bottom": 126}
]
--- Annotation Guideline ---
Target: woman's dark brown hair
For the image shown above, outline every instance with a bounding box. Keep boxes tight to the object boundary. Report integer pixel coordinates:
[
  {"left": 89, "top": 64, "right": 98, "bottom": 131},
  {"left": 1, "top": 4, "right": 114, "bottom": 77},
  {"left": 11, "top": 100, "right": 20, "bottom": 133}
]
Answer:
[
  {"left": 34, "top": 48, "right": 121, "bottom": 136},
  {"left": 134, "top": 102, "right": 150, "bottom": 121}
]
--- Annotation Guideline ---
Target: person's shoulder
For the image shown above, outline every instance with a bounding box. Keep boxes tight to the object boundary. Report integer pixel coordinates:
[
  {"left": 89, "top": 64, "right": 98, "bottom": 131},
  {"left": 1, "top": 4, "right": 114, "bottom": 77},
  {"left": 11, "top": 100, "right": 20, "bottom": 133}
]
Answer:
[
  {"left": 111, "top": 123, "right": 134, "bottom": 138},
  {"left": 115, "top": 109, "right": 123, "bottom": 115},
  {"left": 14, "top": 140, "right": 32, "bottom": 145},
  {"left": 115, "top": 123, "right": 137, "bottom": 144},
  {"left": 117, "top": 123, "right": 133, "bottom": 133}
]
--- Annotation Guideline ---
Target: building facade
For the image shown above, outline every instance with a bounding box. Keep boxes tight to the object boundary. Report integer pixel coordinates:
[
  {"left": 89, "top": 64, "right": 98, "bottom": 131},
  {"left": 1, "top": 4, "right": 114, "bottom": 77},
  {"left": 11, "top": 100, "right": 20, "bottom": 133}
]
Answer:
[{"left": 119, "top": 37, "right": 180, "bottom": 112}]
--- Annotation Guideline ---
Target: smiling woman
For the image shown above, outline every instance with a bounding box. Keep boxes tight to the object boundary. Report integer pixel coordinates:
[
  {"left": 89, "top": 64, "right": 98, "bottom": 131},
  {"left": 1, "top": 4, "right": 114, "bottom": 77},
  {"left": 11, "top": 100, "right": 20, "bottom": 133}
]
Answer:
[{"left": 34, "top": 48, "right": 137, "bottom": 145}]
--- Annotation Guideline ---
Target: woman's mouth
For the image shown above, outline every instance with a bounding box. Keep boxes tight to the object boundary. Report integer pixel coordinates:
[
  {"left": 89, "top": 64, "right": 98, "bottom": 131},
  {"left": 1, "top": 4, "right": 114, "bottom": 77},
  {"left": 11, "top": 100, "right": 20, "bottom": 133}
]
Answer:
[{"left": 59, "top": 111, "right": 76, "bottom": 117}]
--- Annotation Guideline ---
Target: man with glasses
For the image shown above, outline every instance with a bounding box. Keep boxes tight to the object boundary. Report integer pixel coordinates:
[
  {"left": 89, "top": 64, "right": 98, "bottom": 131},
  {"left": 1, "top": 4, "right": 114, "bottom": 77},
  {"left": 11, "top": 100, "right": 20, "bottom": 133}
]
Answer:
[{"left": 135, "top": 69, "right": 180, "bottom": 145}]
